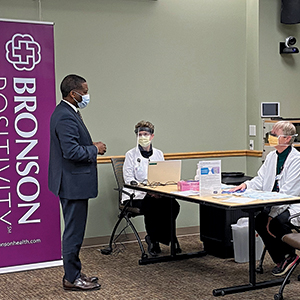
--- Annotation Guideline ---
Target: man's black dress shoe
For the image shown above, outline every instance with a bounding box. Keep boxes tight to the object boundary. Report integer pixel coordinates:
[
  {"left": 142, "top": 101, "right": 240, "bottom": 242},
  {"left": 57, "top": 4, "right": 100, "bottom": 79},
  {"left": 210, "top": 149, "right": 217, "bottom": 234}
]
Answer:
[
  {"left": 63, "top": 278, "right": 101, "bottom": 291},
  {"left": 145, "top": 235, "right": 158, "bottom": 257},
  {"left": 81, "top": 273, "right": 98, "bottom": 283}
]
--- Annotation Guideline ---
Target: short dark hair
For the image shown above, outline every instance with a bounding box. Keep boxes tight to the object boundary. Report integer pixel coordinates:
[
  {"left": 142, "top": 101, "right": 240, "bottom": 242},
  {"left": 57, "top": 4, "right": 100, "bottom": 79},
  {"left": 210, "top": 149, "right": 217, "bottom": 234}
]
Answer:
[{"left": 60, "top": 74, "right": 86, "bottom": 98}]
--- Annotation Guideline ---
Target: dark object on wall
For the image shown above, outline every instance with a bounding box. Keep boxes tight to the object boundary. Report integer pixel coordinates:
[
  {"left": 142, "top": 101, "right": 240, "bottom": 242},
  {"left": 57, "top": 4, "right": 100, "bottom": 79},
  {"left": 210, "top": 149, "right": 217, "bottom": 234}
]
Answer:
[
  {"left": 280, "top": 36, "right": 299, "bottom": 54},
  {"left": 200, "top": 172, "right": 253, "bottom": 258},
  {"left": 221, "top": 172, "right": 253, "bottom": 186},
  {"left": 281, "top": 0, "right": 300, "bottom": 24}
]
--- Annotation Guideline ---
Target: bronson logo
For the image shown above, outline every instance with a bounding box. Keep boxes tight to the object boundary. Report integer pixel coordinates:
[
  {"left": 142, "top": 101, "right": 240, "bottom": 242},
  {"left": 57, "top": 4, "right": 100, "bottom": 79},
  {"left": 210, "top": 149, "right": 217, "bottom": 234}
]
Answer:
[{"left": 5, "top": 33, "right": 41, "bottom": 71}]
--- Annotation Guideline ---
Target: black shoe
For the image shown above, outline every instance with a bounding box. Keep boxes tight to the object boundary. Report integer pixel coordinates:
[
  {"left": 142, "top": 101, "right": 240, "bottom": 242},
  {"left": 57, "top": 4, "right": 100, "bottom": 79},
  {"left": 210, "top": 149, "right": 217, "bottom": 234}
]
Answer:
[
  {"left": 145, "top": 235, "right": 158, "bottom": 257},
  {"left": 153, "top": 242, "right": 161, "bottom": 254},
  {"left": 175, "top": 245, "right": 182, "bottom": 254},
  {"left": 175, "top": 238, "right": 182, "bottom": 253},
  {"left": 272, "top": 254, "right": 299, "bottom": 276}
]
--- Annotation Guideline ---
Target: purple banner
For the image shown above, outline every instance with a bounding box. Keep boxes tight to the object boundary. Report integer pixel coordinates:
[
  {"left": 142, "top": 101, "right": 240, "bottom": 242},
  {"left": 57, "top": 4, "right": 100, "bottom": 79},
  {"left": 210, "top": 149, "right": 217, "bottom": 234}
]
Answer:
[{"left": 0, "top": 19, "right": 61, "bottom": 269}]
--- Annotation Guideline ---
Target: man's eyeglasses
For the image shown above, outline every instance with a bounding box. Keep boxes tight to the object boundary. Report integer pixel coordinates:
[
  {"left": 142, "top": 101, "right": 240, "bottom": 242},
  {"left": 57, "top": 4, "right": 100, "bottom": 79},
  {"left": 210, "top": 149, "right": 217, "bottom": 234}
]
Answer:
[
  {"left": 268, "top": 131, "right": 298, "bottom": 138},
  {"left": 268, "top": 132, "right": 280, "bottom": 138}
]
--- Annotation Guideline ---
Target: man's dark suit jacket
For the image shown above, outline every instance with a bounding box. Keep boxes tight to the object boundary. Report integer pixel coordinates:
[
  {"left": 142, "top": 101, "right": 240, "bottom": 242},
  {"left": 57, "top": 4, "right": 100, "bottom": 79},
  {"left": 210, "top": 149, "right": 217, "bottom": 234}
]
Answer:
[{"left": 48, "top": 101, "right": 98, "bottom": 200}]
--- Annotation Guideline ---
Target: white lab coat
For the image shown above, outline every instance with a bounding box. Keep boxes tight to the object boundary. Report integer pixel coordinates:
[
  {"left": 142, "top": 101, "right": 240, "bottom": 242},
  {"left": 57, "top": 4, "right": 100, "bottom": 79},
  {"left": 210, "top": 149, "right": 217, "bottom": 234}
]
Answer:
[
  {"left": 122, "top": 146, "right": 164, "bottom": 202},
  {"left": 245, "top": 147, "right": 300, "bottom": 226}
]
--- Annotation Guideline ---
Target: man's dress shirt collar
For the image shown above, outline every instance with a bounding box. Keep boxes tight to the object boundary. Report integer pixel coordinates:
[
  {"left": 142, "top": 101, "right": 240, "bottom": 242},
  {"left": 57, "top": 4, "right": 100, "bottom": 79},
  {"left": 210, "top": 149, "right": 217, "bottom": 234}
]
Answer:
[{"left": 62, "top": 99, "right": 78, "bottom": 112}]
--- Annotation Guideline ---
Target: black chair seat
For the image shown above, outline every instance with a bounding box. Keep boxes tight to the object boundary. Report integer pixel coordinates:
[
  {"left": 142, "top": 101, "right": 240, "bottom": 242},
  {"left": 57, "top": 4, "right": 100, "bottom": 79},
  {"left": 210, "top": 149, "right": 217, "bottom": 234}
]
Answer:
[{"left": 119, "top": 204, "right": 141, "bottom": 215}]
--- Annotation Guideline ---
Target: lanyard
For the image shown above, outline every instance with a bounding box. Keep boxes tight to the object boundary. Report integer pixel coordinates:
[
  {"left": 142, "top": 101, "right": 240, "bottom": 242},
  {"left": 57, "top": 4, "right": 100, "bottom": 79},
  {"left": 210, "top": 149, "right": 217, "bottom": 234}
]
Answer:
[{"left": 273, "top": 146, "right": 292, "bottom": 192}]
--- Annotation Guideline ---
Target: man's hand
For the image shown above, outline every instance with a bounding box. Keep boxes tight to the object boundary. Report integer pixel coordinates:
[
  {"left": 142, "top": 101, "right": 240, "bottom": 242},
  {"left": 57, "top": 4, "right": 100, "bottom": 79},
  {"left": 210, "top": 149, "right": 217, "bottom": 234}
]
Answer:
[{"left": 93, "top": 142, "right": 106, "bottom": 155}]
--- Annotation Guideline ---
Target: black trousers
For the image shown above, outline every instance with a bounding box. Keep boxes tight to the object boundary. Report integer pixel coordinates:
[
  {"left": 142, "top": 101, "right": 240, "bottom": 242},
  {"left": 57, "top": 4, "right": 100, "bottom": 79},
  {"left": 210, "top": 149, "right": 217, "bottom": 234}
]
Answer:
[
  {"left": 255, "top": 209, "right": 295, "bottom": 264},
  {"left": 128, "top": 194, "right": 180, "bottom": 245},
  {"left": 60, "top": 198, "right": 88, "bottom": 283}
]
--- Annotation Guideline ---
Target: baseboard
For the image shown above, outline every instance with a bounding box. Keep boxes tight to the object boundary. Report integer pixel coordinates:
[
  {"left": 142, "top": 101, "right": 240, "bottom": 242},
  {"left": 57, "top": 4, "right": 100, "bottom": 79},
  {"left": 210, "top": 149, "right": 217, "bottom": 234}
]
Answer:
[{"left": 82, "top": 226, "right": 200, "bottom": 248}]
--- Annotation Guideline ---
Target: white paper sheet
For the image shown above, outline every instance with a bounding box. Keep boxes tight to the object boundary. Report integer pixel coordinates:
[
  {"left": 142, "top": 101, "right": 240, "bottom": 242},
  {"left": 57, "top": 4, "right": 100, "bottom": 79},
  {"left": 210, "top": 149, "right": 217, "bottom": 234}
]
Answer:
[
  {"left": 198, "top": 160, "right": 221, "bottom": 196},
  {"left": 171, "top": 190, "right": 199, "bottom": 196},
  {"left": 220, "top": 197, "right": 256, "bottom": 204}
]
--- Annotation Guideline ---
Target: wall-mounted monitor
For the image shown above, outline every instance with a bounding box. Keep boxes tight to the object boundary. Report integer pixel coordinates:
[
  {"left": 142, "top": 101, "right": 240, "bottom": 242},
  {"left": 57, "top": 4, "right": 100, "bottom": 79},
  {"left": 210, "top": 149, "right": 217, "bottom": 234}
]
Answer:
[{"left": 261, "top": 102, "right": 280, "bottom": 118}]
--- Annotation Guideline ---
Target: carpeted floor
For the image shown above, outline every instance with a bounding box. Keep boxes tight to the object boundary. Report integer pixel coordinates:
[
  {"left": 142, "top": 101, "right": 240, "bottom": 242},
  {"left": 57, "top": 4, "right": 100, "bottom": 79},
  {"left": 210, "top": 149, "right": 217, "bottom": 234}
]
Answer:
[{"left": 0, "top": 235, "right": 299, "bottom": 300}]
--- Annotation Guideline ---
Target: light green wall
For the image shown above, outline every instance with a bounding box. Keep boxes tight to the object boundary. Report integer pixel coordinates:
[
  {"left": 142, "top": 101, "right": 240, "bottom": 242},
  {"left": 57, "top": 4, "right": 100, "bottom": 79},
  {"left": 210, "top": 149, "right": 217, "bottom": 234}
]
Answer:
[
  {"left": 246, "top": 0, "right": 259, "bottom": 155},
  {"left": 259, "top": 0, "right": 300, "bottom": 118},
  {"left": 253, "top": 0, "right": 300, "bottom": 149},
  {"left": 2, "top": 0, "right": 300, "bottom": 240}
]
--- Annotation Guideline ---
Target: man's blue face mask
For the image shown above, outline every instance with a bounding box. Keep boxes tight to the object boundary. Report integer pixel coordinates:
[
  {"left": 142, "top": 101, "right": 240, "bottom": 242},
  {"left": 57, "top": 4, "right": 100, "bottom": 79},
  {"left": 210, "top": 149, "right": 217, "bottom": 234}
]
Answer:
[{"left": 73, "top": 91, "right": 90, "bottom": 109}]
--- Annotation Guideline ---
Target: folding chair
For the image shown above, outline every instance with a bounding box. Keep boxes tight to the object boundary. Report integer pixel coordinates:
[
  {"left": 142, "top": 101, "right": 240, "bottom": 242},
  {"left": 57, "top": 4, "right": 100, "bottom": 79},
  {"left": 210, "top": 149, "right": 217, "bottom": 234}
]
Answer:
[
  {"left": 101, "top": 157, "right": 147, "bottom": 261},
  {"left": 256, "top": 212, "right": 300, "bottom": 274},
  {"left": 274, "top": 231, "right": 300, "bottom": 300}
]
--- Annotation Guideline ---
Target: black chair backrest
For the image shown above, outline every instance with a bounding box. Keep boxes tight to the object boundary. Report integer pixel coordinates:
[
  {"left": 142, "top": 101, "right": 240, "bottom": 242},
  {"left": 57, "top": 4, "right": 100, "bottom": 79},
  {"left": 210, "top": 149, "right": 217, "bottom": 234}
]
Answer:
[{"left": 111, "top": 157, "right": 125, "bottom": 201}]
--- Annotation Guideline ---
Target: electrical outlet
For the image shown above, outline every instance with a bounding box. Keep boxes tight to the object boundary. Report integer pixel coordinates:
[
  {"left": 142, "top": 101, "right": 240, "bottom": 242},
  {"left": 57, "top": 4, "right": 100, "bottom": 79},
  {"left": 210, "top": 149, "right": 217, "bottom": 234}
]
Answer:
[{"left": 249, "top": 140, "right": 254, "bottom": 150}]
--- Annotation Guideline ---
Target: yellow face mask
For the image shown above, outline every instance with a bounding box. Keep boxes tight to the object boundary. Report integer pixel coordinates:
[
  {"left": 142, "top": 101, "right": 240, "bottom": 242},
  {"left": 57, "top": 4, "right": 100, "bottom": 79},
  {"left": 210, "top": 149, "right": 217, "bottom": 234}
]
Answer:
[
  {"left": 268, "top": 134, "right": 278, "bottom": 147},
  {"left": 138, "top": 136, "right": 151, "bottom": 148}
]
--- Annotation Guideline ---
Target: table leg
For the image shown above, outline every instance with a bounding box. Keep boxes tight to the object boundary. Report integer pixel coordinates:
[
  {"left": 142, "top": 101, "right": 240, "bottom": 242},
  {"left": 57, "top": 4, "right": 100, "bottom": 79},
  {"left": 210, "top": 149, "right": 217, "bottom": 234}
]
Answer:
[
  {"left": 248, "top": 209, "right": 256, "bottom": 284},
  {"left": 170, "top": 196, "right": 176, "bottom": 256}
]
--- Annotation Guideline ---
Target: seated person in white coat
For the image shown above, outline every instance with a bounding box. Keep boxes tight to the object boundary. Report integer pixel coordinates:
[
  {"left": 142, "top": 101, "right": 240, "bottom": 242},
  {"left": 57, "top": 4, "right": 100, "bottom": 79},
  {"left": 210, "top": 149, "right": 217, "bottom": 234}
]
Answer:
[
  {"left": 122, "top": 120, "right": 180, "bottom": 256},
  {"left": 231, "top": 121, "right": 300, "bottom": 276}
]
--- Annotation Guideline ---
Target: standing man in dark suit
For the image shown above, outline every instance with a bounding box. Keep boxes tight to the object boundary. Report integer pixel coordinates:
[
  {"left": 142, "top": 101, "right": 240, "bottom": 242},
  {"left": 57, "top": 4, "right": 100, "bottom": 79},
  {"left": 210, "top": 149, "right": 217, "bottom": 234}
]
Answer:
[{"left": 48, "top": 74, "right": 106, "bottom": 291}]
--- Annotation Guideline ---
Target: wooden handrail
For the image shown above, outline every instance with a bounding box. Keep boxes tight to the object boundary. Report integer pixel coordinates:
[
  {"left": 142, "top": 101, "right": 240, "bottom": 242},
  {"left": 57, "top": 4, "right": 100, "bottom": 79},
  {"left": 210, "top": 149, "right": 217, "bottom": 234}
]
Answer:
[{"left": 97, "top": 150, "right": 262, "bottom": 164}]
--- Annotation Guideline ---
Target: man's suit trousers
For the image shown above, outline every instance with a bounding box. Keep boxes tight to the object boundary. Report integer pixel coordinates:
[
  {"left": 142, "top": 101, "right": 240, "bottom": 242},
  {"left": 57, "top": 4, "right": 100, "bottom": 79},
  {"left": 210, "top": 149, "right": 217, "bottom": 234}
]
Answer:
[{"left": 60, "top": 198, "right": 88, "bottom": 283}]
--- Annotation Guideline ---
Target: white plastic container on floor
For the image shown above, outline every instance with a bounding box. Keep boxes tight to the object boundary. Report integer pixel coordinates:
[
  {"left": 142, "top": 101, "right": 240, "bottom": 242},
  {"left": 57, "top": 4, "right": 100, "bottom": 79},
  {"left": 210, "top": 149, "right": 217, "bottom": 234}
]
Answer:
[{"left": 231, "top": 217, "right": 264, "bottom": 263}]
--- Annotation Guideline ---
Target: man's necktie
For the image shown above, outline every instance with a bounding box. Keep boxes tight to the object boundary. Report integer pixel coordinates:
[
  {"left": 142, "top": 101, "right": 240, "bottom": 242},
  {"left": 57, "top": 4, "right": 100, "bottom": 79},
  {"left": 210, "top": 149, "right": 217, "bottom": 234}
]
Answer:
[{"left": 77, "top": 110, "right": 83, "bottom": 121}]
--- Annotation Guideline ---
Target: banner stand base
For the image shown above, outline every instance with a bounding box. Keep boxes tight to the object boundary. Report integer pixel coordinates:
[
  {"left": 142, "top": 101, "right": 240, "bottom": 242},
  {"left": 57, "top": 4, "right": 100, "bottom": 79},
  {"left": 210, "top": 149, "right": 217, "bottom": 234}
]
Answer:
[{"left": 0, "top": 260, "right": 63, "bottom": 274}]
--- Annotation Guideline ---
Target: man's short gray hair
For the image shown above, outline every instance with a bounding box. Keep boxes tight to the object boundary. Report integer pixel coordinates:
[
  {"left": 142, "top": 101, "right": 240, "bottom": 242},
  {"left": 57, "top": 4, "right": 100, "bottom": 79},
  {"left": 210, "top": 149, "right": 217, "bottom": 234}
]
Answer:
[{"left": 273, "top": 121, "right": 296, "bottom": 144}]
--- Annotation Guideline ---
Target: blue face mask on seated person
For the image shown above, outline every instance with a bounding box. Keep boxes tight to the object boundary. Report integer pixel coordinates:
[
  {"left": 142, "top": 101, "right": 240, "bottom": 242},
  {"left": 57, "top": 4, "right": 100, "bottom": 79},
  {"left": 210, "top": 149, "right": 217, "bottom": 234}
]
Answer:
[{"left": 73, "top": 91, "right": 90, "bottom": 109}]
